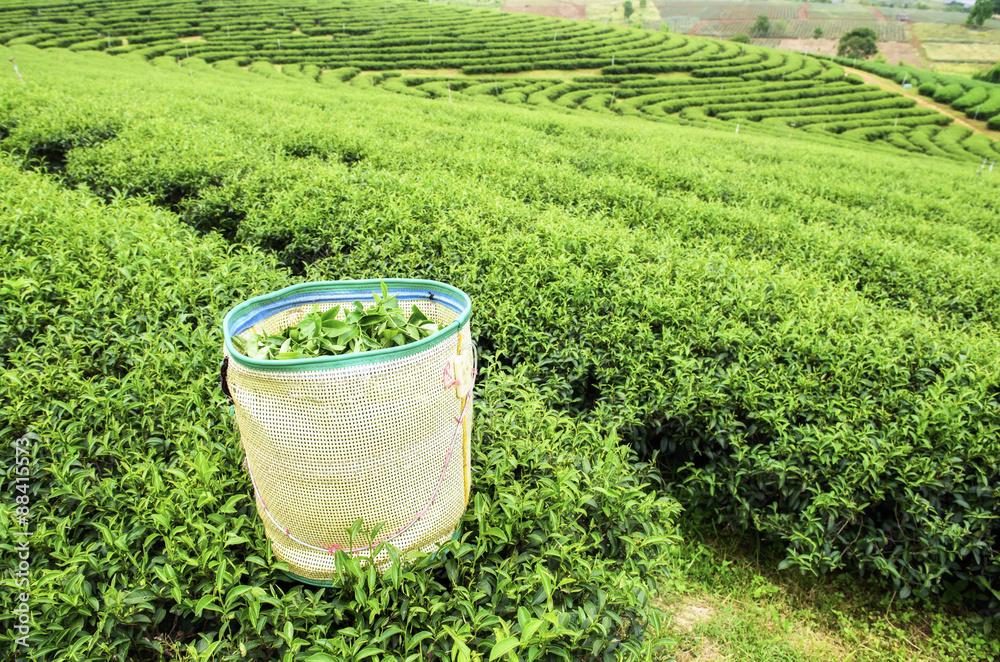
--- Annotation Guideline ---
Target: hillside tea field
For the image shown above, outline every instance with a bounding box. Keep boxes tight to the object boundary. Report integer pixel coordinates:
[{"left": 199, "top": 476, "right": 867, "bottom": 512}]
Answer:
[
  {"left": 2, "top": 0, "right": 1000, "bottom": 159},
  {"left": 1, "top": 18, "right": 1000, "bottom": 662}
]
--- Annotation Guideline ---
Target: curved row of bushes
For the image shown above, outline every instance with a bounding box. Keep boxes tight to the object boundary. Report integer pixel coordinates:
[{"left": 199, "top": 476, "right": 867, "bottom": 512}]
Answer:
[
  {"left": 0, "top": 47, "right": 682, "bottom": 661},
  {"left": 823, "top": 55, "right": 1000, "bottom": 123},
  {"left": 4, "top": 0, "right": 993, "bottom": 158},
  {"left": 5, "top": 47, "right": 1000, "bottom": 658}
]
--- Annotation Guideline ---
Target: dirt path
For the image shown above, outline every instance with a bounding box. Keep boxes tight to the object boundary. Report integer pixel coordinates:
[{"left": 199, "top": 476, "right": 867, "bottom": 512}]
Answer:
[
  {"left": 905, "top": 21, "right": 929, "bottom": 68},
  {"left": 688, "top": 18, "right": 708, "bottom": 36},
  {"left": 845, "top": 66, "right": 999, "bottom": 139},
  {"left": 869, "top": 7, "right": 888, "bottom": 22},
  {"left": 503, "top": 1, "right": 585, "bottom": 20},
  {"left": 797, "top": 6, "right": 808, "bottom": 20}
]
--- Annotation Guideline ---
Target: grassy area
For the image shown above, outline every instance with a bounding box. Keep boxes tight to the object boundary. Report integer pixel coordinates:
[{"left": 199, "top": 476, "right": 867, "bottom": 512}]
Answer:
[
  {"left": 909, "top": 21, "right": 1000, "bottom": 74},
  {"left": 653, "top": 521, "right": 1000, "bottom": 661},
  {"left": 584, "top": 1, "right": 662, "bottom": 29},
  {"left": 922, "top": 42, "right": 1000, "bottom": 67},
  {"left": 911, "top": 22, "right": 1000, "bottom": 44},
  {"left": 927, "top": 61, "right": 992, "bottom": 77},
  {"left": 921, "top": 41, "right": 1000, "bottom": 64}
]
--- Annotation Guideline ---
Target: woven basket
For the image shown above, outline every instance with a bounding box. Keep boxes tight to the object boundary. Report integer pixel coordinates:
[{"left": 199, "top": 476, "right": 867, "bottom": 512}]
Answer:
[{"left": 222, "top": 279, "right": 474, "bottom": 584}]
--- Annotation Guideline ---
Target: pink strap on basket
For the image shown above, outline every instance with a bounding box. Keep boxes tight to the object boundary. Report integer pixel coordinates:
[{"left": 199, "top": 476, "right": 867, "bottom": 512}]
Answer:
[{"left": 244, "top": 384, "right": 473, "bottom": 556}]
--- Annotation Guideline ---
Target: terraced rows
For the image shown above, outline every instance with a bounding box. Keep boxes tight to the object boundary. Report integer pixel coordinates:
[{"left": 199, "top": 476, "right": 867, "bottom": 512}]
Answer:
[
  {"left": 654, "top": 1, "right": 910, "bottom": 40},
  {"left": 1, "top": 0, "right": 997, "bottom": 161},
  {"left": 692, "top": 19, "right": 906, "bottom": 41},
  {"left": 899, "top": 7, "right": 1000, "bottom": 28},
  {"left": 830, "top": 57, "right": 1000, "bottom": 131},
  {"left": 2, "top": 0, "right": 666, "bottom": 72},
  {"left": 792, "top": 4, "right": 878, "bottom": 20},
  {"left": 652, "top": 2, "right": 801, "bottom": 20}
]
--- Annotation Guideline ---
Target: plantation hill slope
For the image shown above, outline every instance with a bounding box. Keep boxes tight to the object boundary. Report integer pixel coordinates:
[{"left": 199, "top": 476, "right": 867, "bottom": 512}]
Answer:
[
  {"left": 2, "top": 0, "right": 1000, "bottom": 161},
  {"left": 2, "top": 42, "right": 1000, "bottom": 660}
]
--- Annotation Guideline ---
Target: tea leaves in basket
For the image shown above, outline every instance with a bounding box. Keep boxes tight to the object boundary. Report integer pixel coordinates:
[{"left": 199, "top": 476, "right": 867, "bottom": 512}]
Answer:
[{"left": 231, "top": 283, "right": 442, "bottom": 360}]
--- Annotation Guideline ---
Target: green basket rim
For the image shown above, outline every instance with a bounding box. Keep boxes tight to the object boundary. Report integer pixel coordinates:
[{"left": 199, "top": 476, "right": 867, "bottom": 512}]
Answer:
[{"left": 223, "top": 279, "right": 472, "bottom": 372}]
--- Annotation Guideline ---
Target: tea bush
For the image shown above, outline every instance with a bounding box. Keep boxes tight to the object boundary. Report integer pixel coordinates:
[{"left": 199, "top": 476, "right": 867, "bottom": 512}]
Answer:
[
  {"left": 970, "top": 89, "right": 1000, "bottom": 121},
  {"left": 953, "top": 86, "right": 990, "bottom": 112},
  {"left": 961, "top": 133, "right": 998, "bottom": 161},
  {"left": 885, "top": 131, "right": 923, "bottom": 152},
  {"left": 0, "top": 153, "right": 680, "bottom": 660},
  {"left": 933, "top": 83, "right": 967, "bottom": 105},
  {"left": 932, "top": 125, "right": 976, "bottom": 159},
  {"left": 907, "top": 125, "right": 956, "bottom": 158},
  {"left": 3, "top": 29, "right": 1000, "bottom": 657}
]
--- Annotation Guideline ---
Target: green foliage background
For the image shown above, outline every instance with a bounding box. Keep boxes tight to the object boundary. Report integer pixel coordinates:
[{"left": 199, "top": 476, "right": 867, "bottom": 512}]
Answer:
[{"left": 0, "top": 6, "right": 999, "bottom": 660}]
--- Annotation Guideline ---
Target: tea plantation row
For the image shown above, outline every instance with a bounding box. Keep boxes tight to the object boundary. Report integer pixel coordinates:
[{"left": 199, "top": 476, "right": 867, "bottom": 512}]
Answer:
[
  {"left": 1, "top": 0, "right": 998, "bottom": 160},
  {"left": 351, "top": 70, "right": 993, "bottom": 161},
  {"left": 0, "top": 55, "right": 681, "bottom": 662},
  {"left": 692, "top": 18, "right": 907, "bottom": 41},
  {"left": 823, "top": 56, "right": 1000, "bottom": 131},
  {"left": 262, "top": 60, "right": 997, "bottom": 162},
  {"left": 3, "top": 46, "right": 1000, "bottom": 660}
]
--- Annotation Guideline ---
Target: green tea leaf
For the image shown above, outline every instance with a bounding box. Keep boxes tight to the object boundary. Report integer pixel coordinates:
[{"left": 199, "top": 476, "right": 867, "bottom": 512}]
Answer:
[
  {"left": 194, "top": 595, "right": 219, "bottom": 617},
  {"left": 304, "top": 654, "right": 339, "bottom": 662},
  {"left": 231, "top": 335, "right": 247, "bottom": 353},
  {"left": 490, "top": 636, "right": 520, "bottom": 661}
]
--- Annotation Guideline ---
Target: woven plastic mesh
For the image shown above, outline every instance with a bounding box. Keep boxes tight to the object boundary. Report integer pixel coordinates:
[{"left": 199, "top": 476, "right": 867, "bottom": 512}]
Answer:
[{"left": 224, "top": 288, "right": 473, "bottom": 582}]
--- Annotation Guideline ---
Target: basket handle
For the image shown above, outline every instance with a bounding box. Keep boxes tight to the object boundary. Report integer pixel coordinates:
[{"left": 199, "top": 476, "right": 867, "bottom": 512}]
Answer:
[{"left": 220, "top": 357, "right": 233, "bottom": 404}]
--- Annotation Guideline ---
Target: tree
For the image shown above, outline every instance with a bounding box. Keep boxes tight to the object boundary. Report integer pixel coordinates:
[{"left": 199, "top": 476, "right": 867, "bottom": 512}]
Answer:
[
  {"left": 966, "top": 0, "right": 998, "bottom": 27},
  {"left": 979, "top": 61, "right": 1000, "bottom": 83},
  {"left": 838, "top": 27, "right": 878, "bottom": 59},
  {"left": 813, "top": 26, "right": 824, "bottom": 39},
  {"left": 623, "top": 0, "right": 634, "bottom": 20},
  {"left": 751, "top": 14, "right": 771, "bottom": 36},
  {"left": 730, "top": 33, "right": 751, "bottom": 44}
]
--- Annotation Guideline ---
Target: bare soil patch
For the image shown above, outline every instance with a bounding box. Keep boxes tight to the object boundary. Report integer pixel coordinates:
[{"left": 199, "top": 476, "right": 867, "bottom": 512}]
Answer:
[
  {"left": 503, "top": 0, "right": 585, "bottom": 19},
  {"left": 675, "top": 642, "right": 722, "bottom": 661},
  {"left": 773, "top": 38, "right": 921, "bottom": 67},
  {"left": 880, "top": 40, "right": 924, "bottom": 67},
  {"left": 670, "top": 599, "right": 717, "bottom": 633},
  {"left": 688, "top": 18, "right": 710, "bottom": 35},
  {"left": 778, "top": 37, "right": 840, "bottom": 56}
]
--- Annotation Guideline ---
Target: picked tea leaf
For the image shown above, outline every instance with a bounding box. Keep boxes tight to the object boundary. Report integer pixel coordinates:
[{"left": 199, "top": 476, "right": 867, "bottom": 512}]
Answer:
[{"left": 231, "top": 281, "right": 443, "bottom": 360}]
